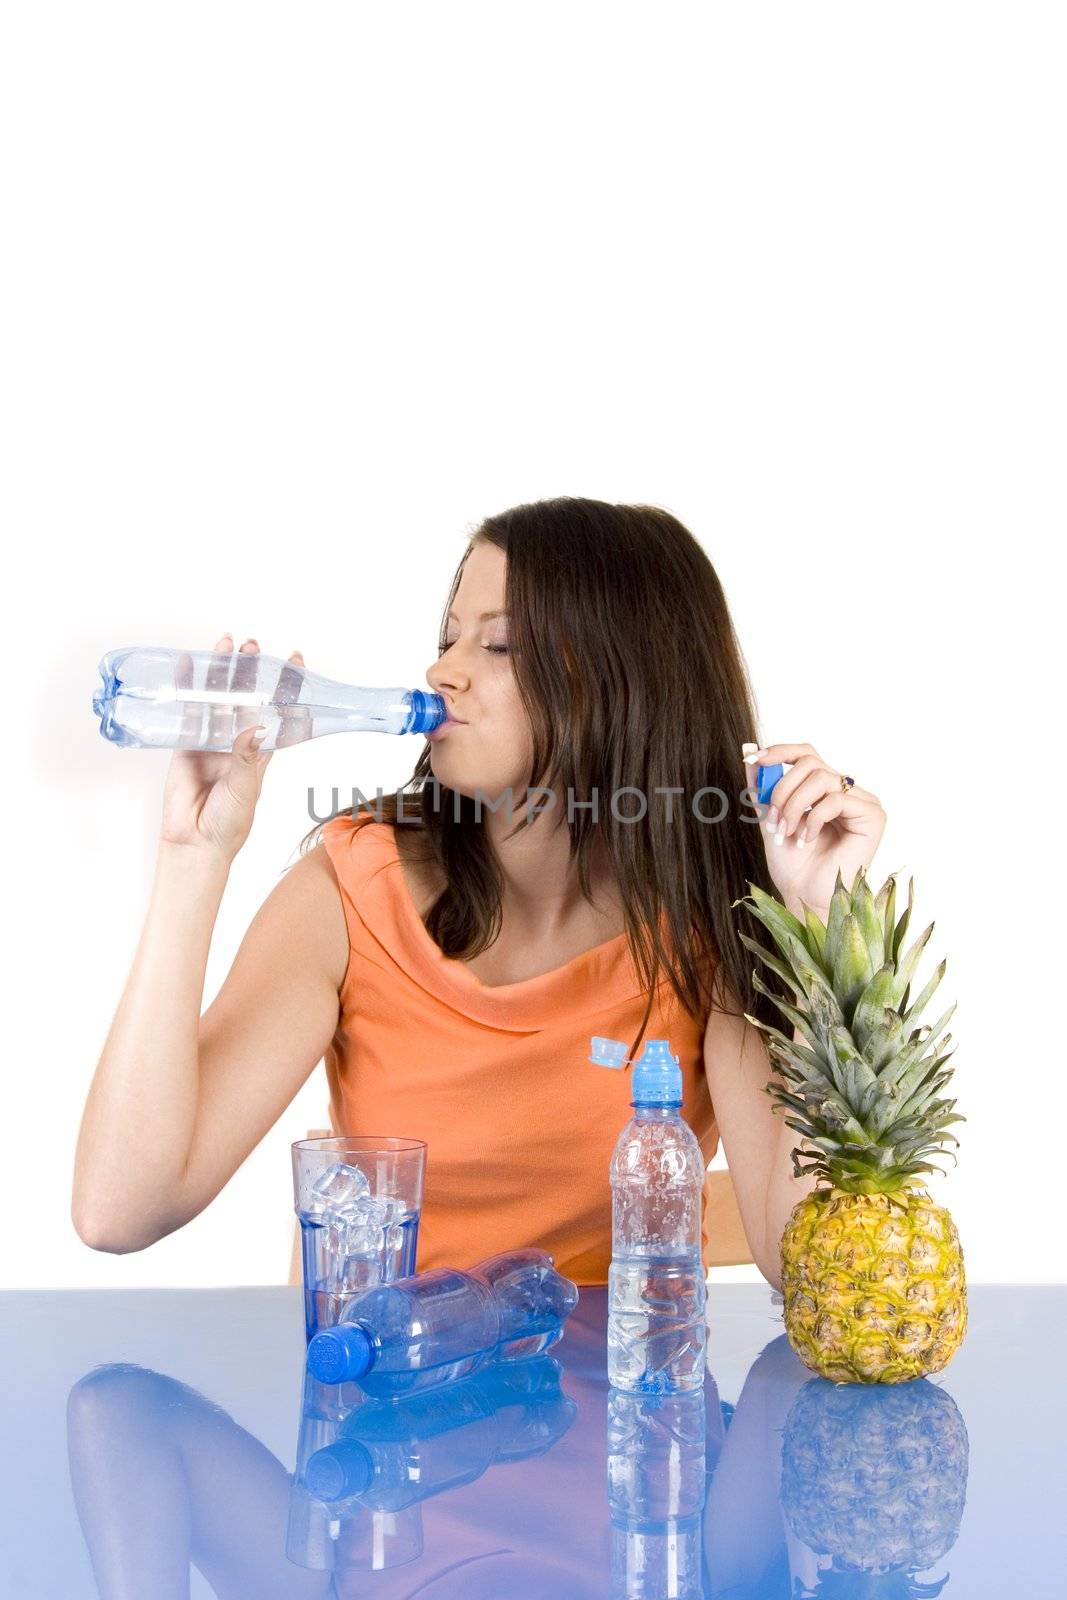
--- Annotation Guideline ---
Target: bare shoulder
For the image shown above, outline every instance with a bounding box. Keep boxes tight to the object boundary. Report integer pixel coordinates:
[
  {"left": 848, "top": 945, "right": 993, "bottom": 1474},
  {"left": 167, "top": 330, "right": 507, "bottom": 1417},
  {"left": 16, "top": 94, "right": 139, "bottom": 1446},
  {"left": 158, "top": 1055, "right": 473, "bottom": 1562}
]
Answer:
[{"left": 268, "top": 842, "right": 350, "bottom": 991}]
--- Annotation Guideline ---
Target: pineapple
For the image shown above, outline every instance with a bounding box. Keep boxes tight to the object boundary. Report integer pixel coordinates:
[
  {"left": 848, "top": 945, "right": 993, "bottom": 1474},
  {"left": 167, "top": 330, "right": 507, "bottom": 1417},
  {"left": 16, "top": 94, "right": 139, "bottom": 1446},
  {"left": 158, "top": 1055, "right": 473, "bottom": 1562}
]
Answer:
[
  {"left": 733, "top": 866, "right": 967, "bottom": 1384},
  {"left": 781, "top": 1376, "right": 969, "bottom": 1591}
]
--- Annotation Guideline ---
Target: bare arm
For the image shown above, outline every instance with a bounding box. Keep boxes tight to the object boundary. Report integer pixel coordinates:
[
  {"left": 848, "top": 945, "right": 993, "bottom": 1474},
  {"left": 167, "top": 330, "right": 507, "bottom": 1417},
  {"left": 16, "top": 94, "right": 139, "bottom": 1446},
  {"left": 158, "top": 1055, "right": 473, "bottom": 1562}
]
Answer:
[
  {"left": 72, "top": 842, "right": 348, "bottom": 1252},
  {"left": 72, "top": 631, "right": 350, "bottom": 1254},
  {"left": 703, "top": 973, "right": 820, "bottom": 1291}
]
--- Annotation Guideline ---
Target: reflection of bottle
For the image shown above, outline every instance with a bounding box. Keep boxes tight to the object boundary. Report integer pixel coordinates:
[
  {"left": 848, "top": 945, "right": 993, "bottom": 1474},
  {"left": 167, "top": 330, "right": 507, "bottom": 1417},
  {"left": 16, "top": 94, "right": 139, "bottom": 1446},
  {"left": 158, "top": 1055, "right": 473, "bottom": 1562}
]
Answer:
[
  {"left": 303, "top": 1355, "right": 577, "bottom": 1513},
  {"left": 780, "top": 1377, "right": 969, "bottom": 1595},
  {"left": 592, "top": 1036, "right": 707, "bottom": 1394},
  {"left": 285, "top": 1355, "right": 577, "bottom": 1577},
  {"left": 607, "top": 1388, "right": 707, "bottom": 1600},
  {"left": 305, "top": 1247, "right": 579, "bottom": 1395},
  {"left": 92, "top": 644, "right": 446, "bottom": 750}
]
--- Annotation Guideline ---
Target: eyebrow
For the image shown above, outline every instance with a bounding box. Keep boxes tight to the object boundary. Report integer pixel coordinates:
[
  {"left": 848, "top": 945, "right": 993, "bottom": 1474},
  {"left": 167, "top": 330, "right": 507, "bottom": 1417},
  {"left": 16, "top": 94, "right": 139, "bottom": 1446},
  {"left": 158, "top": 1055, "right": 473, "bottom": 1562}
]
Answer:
[{"left": 446, "top": 609, "right": 508, "bottom": 622}]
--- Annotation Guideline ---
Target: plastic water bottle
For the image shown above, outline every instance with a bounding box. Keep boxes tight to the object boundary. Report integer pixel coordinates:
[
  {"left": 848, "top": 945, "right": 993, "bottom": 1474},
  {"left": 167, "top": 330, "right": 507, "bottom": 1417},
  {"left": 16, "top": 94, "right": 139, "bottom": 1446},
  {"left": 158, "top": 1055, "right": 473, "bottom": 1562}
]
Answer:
[
  {"left": 305, "top": 1247, "right": 579, "bottom": 1395},
  {"left": 91, "top": 644, "right": 446, "bottom": 751},
  {"left": 591, "top": 1036, "right": 707, "bottom": 1394}
]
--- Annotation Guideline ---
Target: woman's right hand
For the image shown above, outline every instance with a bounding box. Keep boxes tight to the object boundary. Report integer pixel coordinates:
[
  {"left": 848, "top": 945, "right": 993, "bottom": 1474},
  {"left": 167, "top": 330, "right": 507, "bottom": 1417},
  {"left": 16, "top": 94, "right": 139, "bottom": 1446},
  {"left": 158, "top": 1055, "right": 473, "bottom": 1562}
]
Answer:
[{"left": 159, "top": 633, "right": 306, "bottom": 862}]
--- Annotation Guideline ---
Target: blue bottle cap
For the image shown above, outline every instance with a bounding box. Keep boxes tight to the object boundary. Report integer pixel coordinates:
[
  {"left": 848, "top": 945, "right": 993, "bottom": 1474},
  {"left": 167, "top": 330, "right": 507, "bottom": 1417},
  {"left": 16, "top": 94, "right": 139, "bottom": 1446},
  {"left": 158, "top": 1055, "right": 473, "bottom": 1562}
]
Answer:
[
  {"left": 631, "top": 1038, "right": 682, "bottom": 1107},
  {"left": 756, "top": 763, "right": 784, "bottom": 808},
  {"left": 407, "top": 689, "right": 447, "bottom": 733},
  {"left": 304, "top": 1439, "right": 374, "bottom": 1502},
  {"left": 589, "top": 1036, "right": 629, "bottom": 1069},
  {"left": 306, "top": 1322, "right": 375, "bottom": 1385}
]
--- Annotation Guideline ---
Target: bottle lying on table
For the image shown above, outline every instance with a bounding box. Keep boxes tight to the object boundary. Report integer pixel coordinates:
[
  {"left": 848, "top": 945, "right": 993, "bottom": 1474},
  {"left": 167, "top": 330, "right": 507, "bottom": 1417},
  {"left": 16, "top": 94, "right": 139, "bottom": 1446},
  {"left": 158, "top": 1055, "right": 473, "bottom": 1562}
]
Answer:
[{"left": 305, "top": 1247, "right": 579, "bottom": 1395}]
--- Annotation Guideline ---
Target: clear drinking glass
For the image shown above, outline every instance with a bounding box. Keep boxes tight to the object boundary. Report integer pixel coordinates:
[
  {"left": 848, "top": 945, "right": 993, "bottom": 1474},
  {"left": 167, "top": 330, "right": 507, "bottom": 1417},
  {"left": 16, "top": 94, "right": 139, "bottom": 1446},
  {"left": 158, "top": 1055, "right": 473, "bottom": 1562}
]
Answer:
[{"left": 292, "top": 1135, "right": 427, "bottom": 1345}]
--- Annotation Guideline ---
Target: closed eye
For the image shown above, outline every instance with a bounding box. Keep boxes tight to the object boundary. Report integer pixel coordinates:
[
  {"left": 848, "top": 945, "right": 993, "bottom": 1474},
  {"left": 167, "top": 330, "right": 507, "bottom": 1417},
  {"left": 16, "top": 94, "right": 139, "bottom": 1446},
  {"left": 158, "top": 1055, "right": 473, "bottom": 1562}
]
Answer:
[{"left": 437, "top": 642, "right": 510, "bottom": 656}]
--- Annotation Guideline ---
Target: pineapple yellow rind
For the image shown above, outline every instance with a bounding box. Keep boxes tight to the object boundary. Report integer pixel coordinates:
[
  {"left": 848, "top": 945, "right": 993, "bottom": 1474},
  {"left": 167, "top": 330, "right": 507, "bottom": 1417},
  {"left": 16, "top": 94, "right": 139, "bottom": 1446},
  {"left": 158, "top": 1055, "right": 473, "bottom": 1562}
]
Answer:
[
  {"left": 733, "top": 864, "right": 968, "bottom": 1384},
  {"left": 782, "top": 1187, "right": 967, "bottom": 1384}
]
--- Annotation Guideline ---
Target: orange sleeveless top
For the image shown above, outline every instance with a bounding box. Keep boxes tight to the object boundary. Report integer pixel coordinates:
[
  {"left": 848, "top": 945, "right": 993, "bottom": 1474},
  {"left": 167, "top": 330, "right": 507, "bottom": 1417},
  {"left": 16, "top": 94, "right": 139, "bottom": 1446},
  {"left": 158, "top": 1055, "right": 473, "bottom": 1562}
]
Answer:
[{"left": 319, "top": 815, "right": 719, "bottom": 1285}]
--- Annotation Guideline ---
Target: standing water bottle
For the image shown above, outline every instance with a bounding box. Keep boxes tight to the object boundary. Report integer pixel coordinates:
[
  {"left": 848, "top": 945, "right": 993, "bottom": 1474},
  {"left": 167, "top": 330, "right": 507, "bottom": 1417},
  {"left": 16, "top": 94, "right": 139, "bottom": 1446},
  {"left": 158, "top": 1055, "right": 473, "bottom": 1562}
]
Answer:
[
  {"left": 91, "top": 645, "right": 446, "bottom": 751},
  {"left": 305, "top": 1248, "right": 579, "bottom": 1396},
  {"left": 591, "top": 1036, "right": 707, "bottom": 1394}
]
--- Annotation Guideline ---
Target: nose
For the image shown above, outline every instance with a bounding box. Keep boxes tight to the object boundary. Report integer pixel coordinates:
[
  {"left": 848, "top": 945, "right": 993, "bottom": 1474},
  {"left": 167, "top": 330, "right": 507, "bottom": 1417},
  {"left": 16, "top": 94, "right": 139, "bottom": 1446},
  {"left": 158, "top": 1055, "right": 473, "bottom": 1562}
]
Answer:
[{"left": 426, "top": 644, "right": 471, "bottom": 701}]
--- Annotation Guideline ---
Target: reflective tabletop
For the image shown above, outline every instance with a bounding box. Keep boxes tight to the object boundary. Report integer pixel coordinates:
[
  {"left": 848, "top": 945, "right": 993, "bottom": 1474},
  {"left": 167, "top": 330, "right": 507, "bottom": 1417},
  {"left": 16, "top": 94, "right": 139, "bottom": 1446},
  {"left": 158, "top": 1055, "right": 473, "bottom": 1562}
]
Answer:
[{"left": 0, "top": 1284, "right": 1061, "bottom": 1598}]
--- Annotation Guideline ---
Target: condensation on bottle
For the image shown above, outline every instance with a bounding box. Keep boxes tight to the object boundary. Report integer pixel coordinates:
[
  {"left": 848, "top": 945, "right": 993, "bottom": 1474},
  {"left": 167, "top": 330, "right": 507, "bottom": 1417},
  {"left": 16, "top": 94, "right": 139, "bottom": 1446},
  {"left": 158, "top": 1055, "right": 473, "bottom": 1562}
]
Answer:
[{"left": 591, "top": 1035, "right": 708, "bottom": 1395}]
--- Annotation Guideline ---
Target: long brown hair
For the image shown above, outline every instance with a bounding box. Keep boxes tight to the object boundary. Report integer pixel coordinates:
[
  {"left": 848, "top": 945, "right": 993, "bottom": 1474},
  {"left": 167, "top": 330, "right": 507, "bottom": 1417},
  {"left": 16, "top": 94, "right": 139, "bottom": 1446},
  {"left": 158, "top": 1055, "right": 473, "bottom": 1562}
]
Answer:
[{"left": 302, "top": 497, "right": 782, "bottom": 1057}]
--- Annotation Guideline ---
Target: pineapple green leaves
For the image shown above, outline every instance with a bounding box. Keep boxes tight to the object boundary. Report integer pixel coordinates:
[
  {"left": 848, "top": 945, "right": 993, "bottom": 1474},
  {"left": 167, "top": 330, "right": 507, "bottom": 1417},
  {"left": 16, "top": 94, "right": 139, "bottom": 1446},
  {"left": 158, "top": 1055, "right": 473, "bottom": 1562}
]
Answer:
[{"left": 731, "top": 867, "right": 965, "bottom": 1195}]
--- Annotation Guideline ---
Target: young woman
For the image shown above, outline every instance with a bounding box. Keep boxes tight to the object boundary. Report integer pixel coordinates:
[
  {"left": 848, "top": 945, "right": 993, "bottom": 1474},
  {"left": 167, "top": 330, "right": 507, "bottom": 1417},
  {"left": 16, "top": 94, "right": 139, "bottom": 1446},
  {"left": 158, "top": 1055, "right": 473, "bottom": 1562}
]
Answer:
[{"left": 72, "top": 498, "right": 886, "bottom": 1286}]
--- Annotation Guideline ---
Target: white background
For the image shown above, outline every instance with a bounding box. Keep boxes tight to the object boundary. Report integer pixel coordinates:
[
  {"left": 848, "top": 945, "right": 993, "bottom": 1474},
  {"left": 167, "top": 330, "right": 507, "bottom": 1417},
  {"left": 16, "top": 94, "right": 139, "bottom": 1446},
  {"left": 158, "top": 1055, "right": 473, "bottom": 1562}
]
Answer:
[{"left": 2, "top": 3, "right": 1062, "bottom": 1289}]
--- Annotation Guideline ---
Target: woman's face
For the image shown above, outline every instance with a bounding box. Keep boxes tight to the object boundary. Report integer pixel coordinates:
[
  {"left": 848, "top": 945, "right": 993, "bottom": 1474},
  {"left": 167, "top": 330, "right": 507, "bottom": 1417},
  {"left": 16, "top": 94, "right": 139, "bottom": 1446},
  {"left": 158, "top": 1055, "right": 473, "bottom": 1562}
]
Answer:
[{"left": 425, "top": 541, "right": 534, "bottom": 806}]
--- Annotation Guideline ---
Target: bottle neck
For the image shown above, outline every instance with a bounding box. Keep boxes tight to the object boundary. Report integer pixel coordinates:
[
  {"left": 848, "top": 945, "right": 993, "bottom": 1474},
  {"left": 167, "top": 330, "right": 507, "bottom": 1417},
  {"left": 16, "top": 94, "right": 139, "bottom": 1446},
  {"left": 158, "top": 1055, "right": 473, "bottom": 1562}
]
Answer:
[{"left": 632, "top": 1103, "right": 681, "bottom": 1119}]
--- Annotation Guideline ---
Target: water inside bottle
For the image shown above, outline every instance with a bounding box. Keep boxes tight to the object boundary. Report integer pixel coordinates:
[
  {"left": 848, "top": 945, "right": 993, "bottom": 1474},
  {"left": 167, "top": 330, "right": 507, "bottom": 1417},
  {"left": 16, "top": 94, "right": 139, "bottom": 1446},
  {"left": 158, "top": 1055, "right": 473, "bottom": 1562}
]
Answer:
[
  {"left": 92, "top": 646, "right": 444, "bottom": 750},
  {"left": 606, "top": 1244, "right": 707, "bottom": 1394}
]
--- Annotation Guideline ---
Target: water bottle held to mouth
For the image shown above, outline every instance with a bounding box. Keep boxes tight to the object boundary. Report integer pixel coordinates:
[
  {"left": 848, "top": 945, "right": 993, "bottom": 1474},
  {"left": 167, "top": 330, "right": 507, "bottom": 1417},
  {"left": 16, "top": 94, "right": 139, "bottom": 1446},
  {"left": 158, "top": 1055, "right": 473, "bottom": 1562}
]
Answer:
[{"left": 91, "top": 645, "right": 447, "bottom": 751}]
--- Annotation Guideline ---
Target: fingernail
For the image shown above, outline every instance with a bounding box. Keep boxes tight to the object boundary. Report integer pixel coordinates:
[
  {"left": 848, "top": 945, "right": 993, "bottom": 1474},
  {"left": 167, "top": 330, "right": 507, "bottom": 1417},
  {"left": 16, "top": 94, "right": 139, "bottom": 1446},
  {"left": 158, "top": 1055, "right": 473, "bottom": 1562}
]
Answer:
[
  {"left": 767, "top": 806, "right": 779, "bottom": 826},
  {"left": 774, "top": 819, "right": 786, "bottom": 845},
  {"left": 796, "top": 829, "right": 807, "bottom": 849}
]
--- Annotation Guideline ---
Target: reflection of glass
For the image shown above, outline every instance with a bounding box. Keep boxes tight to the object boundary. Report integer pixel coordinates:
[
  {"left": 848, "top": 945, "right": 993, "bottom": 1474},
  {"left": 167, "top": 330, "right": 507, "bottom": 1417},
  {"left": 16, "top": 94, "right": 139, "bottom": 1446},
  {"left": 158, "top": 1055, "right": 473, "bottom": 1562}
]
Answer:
[
  {"left": 606, "top": 1386, "right": 707, "bottom": 1599},
  {"left": 291, "top": 1135, "right": 426, "bottom": 1343},
  {"left": 286, "top": 1355, "right": 578, "bottom": 1576},
  {"left": 780, "top": 1378, "right": 969, "bottom": 1597},
  {"left": 286, "top": 1470, "right": 424, "bottom": 1575},
  {"left": 286, "top": 1365, "right": 418, "bottom": 1576}
]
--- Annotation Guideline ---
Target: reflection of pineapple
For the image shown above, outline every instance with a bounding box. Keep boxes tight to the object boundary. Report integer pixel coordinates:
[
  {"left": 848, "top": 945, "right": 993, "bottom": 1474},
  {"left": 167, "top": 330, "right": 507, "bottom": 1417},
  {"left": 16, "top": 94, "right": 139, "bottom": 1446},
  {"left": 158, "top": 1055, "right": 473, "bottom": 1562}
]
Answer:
[
  {"left": 735, "top": 867, "right": 966, "bottom": 1383},
  {"left": 781, "top": 1376, "right": 968, "bottom": 1592},
  {"left": 789, "top": 1577, "right": 952, "bottom": 1600}
]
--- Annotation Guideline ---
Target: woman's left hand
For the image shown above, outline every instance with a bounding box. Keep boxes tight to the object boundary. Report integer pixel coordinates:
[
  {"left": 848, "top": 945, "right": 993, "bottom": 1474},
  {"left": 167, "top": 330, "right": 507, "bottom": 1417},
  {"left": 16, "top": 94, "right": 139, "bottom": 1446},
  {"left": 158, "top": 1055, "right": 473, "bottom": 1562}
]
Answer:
[{"left": 741, "top": 741, "right": 887, "bottom": 918}]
